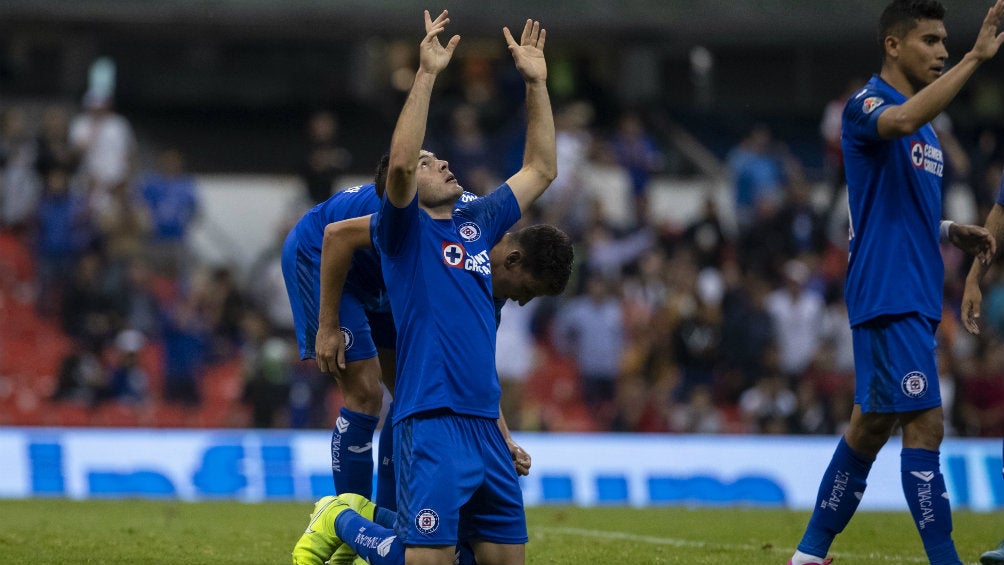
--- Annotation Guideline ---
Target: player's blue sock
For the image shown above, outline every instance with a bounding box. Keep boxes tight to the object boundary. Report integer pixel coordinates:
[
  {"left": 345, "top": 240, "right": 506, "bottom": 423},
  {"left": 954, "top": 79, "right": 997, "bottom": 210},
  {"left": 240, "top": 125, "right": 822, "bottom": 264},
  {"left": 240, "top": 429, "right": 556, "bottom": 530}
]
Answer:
[
  {"left": 335, "top": 508, "right": 404, "bottom": 565},
  {"left": 373, "top": 505, "right": 396, "bottom": 528},
  {"left": 375, "top": 402, "right": 397, "bottom": 511},
  {"left": 901, "top": 448, "right": 961, "bottom": 565},
  {"left": 797, "top": 437, "right": 873, "bottom": 558},
  {"left": 331, "top": 407, "right": 378, "bottom": 497}
]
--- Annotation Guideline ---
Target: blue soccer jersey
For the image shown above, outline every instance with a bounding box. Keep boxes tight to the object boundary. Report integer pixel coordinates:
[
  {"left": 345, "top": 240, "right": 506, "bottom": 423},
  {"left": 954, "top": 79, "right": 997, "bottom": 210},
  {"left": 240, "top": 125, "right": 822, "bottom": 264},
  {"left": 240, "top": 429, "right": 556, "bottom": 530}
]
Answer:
[
  {"left": 375, "top": 185, "right": 521, "bottom": 422},
  {"left": 281, "top": 184, "right": 385, "bottom": 360},
  {"left": 843, "top": 75, "right": 945, "bottom": 327}
]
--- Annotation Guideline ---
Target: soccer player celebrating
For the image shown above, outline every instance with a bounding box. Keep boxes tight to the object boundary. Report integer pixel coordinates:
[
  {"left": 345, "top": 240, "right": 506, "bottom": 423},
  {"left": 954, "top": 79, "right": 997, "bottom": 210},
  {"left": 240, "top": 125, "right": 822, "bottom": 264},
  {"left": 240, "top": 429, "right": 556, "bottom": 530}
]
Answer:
[
  {"left": 787, "top": 2, "right": 1001, "bottom": 565},
  {"left": 293, "top": 10, "right": 567, "bottom": 565},
  {"left": 960, "top": 169, "right": 1004, "bottom": 565}
]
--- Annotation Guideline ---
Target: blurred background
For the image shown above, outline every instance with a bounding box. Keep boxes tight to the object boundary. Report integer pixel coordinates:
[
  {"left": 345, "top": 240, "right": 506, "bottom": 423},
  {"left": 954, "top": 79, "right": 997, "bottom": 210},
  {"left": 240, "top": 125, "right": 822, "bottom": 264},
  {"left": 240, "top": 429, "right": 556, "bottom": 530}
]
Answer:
[{"left": 1, "top": 0, "right": 1003, "bottom": 440}]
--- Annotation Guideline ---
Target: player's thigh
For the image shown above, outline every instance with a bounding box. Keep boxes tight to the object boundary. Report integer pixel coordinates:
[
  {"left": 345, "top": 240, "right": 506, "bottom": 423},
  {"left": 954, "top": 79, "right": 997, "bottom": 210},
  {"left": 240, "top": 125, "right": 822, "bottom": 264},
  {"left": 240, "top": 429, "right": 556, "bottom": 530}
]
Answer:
[
  {"left": 395, "top": 414, "right": 479, "bottom": 546},
  {"left": 404, "top": 545, "right": 455, "bottom": 565},
  {"left": 851, "top": 313, "right": 941, "bottom": 414},
  {"left": 458, "top": 419, "right": 527, "bottom": 546},
  {"left": 470, "top": 541, "right": 525, "bottom": 565}
]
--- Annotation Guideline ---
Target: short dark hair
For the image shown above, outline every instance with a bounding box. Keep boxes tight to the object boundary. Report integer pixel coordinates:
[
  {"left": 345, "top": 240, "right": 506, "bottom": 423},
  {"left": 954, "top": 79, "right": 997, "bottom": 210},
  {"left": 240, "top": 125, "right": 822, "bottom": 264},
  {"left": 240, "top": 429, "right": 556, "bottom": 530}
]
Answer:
[
  {"left": 879, "top": 0, "right": 945, "bottom": 46},
  {"left": 510, "top": 224, "right": 574, "bottom": 296},
  {"left": 373, "top": 153, "right": 390, "bottom": 199}
]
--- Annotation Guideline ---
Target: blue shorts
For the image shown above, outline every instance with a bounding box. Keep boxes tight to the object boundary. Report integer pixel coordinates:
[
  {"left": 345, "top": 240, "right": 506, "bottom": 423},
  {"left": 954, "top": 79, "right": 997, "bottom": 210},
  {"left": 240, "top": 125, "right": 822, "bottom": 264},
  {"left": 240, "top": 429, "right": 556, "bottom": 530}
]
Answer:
[
  {"left": 280, "top": 229, "right": 395, "bottom": 362},
  {"left": 394, "top": 411, "right": 527, "bottom": 546},
  {"left": 851, "top": 313, "right": 941, "bottom": 413}
]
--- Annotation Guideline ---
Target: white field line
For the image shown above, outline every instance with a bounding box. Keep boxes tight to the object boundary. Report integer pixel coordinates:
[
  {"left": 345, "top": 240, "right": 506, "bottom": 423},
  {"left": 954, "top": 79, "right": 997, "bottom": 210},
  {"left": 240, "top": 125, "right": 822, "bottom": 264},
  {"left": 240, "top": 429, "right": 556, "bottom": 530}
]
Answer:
[{"left": 534, "top": 526, "right": 934, "bottom": 564}]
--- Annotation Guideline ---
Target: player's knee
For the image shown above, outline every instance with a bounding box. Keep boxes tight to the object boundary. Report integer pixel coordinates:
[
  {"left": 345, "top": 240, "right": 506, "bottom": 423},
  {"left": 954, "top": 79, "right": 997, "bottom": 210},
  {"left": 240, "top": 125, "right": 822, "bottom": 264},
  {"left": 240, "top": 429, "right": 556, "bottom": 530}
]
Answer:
[{"left": 339, "top": 359, "right": 386, "bottom": 415}]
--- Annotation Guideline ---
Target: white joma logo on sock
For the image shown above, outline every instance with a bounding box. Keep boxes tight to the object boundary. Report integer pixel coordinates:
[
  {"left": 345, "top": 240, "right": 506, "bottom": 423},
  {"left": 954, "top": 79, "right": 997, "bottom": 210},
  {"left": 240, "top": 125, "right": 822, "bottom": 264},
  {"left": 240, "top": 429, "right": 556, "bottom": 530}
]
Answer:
[
  {"left": 336, "top": 417, "right": 350, "bottom": 434},
  {"left": 911, "top": 471, "right": 935, "bottom": 482}
]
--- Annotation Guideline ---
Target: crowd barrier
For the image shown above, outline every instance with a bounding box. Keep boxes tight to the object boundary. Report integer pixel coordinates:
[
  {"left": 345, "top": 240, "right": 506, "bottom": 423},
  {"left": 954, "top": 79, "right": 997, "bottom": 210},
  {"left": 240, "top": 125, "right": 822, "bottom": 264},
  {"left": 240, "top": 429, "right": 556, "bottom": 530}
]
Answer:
[{"left": 1, "top": 428, "right": 1000, "bottom": 511}]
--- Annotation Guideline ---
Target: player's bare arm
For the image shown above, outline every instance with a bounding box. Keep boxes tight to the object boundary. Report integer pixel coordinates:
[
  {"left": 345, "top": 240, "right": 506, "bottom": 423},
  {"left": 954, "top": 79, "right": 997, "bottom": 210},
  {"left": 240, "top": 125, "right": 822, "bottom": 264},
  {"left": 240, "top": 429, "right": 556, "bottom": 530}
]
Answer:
[
  {"left": 497, "top": 409, "right": 532, "bottom": 476},
  {"left": 948, "top": 222, "right": 996, "bottom": 265},
  {"left": 502, "top": 19, "right": 557, "bottom": 212},
  {"left": 963, "top": 203, "right": 1004, "bottom": 334},
  {"left": 386, "top": 10, "right": 460, "bottom": 209},
  {"left": 317, "top": 215, "right": 375, "bottom": 374},
  {"left": 879, "top": 0, "right": 1004, "bottom": 138}
]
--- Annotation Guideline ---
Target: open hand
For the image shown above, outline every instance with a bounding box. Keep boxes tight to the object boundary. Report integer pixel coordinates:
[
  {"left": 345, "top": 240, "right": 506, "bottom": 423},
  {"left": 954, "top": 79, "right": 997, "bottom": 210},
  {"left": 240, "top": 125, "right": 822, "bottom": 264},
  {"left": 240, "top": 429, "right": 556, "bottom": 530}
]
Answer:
[
  {"left": 503, "top": 19, "right": 547, "bottom": 82},
  {"left": 419, "top": 9, "right": 461, "bottom": 75}
]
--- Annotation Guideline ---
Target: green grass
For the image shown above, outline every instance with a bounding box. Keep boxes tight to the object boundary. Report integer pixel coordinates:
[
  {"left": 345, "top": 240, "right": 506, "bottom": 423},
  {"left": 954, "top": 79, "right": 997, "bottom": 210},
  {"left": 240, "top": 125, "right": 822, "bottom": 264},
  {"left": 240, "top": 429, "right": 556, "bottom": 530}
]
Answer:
[{"left": 0, "top": 499, "right": 999, "bottom": 564}]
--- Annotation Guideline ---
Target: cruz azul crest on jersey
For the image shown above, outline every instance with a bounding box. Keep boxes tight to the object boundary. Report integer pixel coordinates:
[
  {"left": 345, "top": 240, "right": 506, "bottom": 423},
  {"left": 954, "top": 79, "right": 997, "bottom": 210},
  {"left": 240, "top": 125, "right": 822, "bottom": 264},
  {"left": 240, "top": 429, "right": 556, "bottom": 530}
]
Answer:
[
  {"left": 458, "top": 221, "right": 481, "bottom": 242},
  {"left": 415, "top": 508, "right": 439, "bottom": 535},
  {"left": 442, "top": 242, "right": 465, "bottom": 267},
  {"left": 901, "top": 371, "right": 928, "bottom": 398},
  {"left": 862, "top": 96, "right": 884, "bottom": 114},
  {"left": 909, "top": 141, "right": 944, "bottom": 177},
  {"left": 442, "top": 242, "right": 492, "bottom": 275}
]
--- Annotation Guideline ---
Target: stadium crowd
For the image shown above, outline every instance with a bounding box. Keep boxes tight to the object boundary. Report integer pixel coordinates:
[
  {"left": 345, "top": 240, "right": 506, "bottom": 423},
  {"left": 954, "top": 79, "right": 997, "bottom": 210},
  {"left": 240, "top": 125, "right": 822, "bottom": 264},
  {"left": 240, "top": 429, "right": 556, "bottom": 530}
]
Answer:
[{"left": 1, "top": 46, "right": 1004, "bottom": 438}]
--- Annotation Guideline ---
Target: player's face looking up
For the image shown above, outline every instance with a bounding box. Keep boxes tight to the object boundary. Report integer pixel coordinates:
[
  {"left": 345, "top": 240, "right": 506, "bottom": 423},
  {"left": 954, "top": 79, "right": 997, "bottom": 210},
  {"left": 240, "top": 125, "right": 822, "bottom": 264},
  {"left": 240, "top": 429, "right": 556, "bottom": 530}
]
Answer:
[
  {"left": 887, "top": 18, "right": 948, "bottom": 90},
  {"left": 415, "top": 149, "right": 464, "bottom": 208}
]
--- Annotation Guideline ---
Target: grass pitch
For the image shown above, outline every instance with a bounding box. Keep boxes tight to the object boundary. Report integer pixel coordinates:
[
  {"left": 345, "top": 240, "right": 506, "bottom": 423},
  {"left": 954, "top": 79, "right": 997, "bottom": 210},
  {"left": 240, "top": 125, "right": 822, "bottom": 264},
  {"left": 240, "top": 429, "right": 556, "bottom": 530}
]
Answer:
[{"left": 0, "top": 499, "right": 998, "bottom": 564}]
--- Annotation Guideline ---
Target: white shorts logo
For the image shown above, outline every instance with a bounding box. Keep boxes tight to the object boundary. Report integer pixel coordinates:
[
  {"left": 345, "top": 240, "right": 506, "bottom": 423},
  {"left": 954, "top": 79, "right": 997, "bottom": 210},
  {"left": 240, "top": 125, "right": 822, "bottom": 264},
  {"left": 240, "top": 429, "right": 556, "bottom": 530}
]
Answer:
[
  {"left": 415, "top": 508, "right": 439, "bottom": 534},
  {"left": 458, "top": 222, "right": 481, "bottom": 242},
  {"left": 340, "top": 327, "right": 354, "bottom": 351},
  {"left": 901, "top": 371, "right": 928, "bottom": 398}
]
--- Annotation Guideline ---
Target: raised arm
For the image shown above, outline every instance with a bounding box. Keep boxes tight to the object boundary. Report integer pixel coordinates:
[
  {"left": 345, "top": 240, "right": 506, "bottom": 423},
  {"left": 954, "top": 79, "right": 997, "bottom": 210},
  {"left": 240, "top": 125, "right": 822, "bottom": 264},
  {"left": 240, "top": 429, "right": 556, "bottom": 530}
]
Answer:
[
  {"left": 316, "top": 215, "right": 375, "bottom": 374},
  {"left": 878, "top": 0, "right": 1004, "bottom": 138},
  {"left": 502, "top": 19, "right": 557, "bottom": 212},
  {"left": 385, "top": 10, "right": 460, "bottom": 208}
]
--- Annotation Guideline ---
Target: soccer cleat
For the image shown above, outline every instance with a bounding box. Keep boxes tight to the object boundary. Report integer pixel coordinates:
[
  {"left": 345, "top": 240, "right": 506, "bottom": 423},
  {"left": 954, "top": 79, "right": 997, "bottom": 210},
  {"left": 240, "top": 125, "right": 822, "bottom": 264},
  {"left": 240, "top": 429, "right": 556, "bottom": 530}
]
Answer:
[
  {"left": 787, "top": 558, "right": 833, "bottom": 565},
  {"left": 292, "top": 493, "right": 375, "bottom": 565},
  {"left": 981, "top": 540, "right": 1004, "bottom": 565}
]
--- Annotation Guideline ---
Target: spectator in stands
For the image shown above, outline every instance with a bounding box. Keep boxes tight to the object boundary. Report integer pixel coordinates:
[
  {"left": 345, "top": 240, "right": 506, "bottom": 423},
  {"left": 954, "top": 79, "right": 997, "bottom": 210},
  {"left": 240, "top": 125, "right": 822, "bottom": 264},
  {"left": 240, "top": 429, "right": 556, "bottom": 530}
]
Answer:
[
  {"left": 0, "top": 106, "right": 43, "bottom": 235},
  {"left": 680, "top": 196, "right": 729, "bottom": 271},
  {"left": 69, "top": 93, "right": 136, "bottom": 216},
  {"left": 554, "top": 271, "right": 625, "bottom": 427},
  {"left": 765, "top": 259, "right": 825, "bottom": 379},
  {"left": 139, "top": 148, "right": 200, "bottom": 279},
  {"left": 60, "top": 250, "right": 117, "bottom": 348},
  {"left": 738, "top": 346, "right": 796, "bottom": 434},
  {"left": 34, "top": 166, "right": 91, "bottom": 317},
  {"left": 92, "top": 172, "right": 152, "bottom": 289},
  {"left": 300, "top": 110, "right": 351, "bottom": 204},
  {"left": 726, "top": 123, "right": 787, "bottom": 233},
  {"left": 669, "top": 383, "right": 724, "bottom": 434},
  {"left": 34, "top": 104, "right": 76, "bottom": 180},
  {"left": 103, "top": 328, "right": 150, "bottom": 404},
  {"left": 672, "top": 294, "right": 722, "bottom": 398},
  {"left": 160, "top": 293, "right": 209, "bottom": 405},
  {"left": 240, "top": 310, "right": 292, "bottom": 428},
  {"left": 51, "top": 340, "right": 106, "bottom": 406},
  {"left": 609, "top": 110, "right": 664, "bottom": 225},
  {"left": 495, "top": 300, "right": 536, "bottom": 431},
  {"left": 539, "top": 100, "right": 594, "bottom": 237},
  {"left": 114, "top": 257, "right": 165, "bottom": 340}
]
